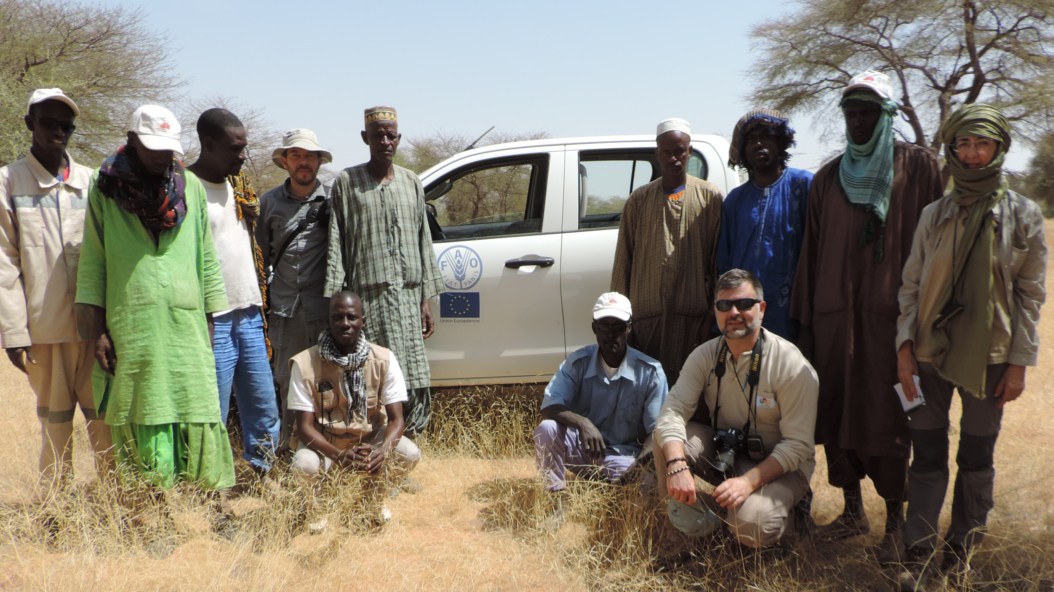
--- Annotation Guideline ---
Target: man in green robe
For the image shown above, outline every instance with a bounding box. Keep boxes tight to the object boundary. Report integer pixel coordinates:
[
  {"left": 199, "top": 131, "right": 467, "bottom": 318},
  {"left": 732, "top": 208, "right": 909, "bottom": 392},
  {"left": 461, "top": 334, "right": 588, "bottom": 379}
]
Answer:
[
  {"left": 76, "top": 105, "right": 235, "bottom": 490},
  {"left": 324, "top": 106, "right": 444, "bottom": 440}
]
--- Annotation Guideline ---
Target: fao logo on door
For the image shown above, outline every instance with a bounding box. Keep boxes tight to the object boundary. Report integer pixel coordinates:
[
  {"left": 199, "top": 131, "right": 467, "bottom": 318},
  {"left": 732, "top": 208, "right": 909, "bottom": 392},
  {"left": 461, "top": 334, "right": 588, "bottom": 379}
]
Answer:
[{"left": 438, "top": 246, "right": 483, "bottom": 290}]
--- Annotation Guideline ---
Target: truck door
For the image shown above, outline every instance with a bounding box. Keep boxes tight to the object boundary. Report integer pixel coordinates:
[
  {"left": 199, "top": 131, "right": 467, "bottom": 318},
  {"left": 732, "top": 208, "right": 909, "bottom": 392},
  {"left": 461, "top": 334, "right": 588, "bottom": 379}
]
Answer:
[{"left": 425, "top": 150, "right": 565, "bottom": 385}]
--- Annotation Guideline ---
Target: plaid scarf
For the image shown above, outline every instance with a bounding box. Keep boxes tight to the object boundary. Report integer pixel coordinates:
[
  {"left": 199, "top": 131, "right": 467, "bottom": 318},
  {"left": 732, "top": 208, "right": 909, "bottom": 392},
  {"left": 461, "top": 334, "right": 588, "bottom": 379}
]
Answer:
[
  {"left": 227, "top": 171, "right": 271, "bottom": 357},
  {"left": 97, "top": 145, "right": 187, "bottom": 234},
  {"left": 839, "top": 92, "right": 899, "bottom": 262},
  {"left": 318, "top": 330, "right": 372, "bottom": 422}
]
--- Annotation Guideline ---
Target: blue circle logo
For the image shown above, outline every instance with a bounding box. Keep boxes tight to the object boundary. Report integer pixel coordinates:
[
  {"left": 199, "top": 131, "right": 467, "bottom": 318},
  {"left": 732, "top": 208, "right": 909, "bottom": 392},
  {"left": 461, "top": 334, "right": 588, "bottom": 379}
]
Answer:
[{"left": 438, "top": 245, "right": 483, "bottom": 290}]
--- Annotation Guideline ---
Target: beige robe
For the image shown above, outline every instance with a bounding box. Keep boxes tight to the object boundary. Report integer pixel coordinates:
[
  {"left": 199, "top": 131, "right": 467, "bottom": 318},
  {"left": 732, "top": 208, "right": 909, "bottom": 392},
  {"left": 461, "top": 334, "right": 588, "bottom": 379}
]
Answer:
[{"left": 611, "top": 176, "right": 723, "bottom": 384}]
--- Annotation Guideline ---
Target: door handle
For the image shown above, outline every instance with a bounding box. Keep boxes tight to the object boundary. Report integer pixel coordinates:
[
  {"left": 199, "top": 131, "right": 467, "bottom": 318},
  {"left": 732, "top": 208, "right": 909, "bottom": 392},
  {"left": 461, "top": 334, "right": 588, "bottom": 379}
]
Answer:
[{"left": 505, "top": 255, "right": 555, "bottom": 269}]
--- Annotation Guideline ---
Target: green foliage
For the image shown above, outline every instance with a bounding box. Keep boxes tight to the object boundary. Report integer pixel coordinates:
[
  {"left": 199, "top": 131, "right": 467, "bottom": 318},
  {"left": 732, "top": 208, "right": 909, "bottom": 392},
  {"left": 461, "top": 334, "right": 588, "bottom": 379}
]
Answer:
[
  {"left": 747, "top": 0, "right": 1054, "bottom": 151},
  {"left": 1018, "top": 132, "right": 1054, "bottom": 216},
  {"left": 0, "top": 0, "right": 181, "bottom": 168}
]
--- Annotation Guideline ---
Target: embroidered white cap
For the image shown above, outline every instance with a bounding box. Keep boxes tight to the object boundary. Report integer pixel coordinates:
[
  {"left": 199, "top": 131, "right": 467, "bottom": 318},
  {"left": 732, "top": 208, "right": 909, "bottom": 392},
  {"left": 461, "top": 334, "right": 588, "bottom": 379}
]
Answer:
[
  {"left": 593, "top": 292, "right": 632, "bottom": 321},
  {"left": 27, "top": 88, "right": 80, "bottom": 117},
  {"left": 656, "top": 117, "right": 691, "bottom": 138},
  {"left": 843, "top": 70, "right": 894, "bottom": 101},
  {"left": 128, "top": 105, "right": 183, "bottom": 154}
]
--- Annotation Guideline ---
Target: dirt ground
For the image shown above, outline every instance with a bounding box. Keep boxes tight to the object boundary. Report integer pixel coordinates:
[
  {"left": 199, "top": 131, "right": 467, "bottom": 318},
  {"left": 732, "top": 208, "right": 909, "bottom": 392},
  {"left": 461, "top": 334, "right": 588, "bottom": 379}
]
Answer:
[{"left": 1, "top": 221, "right": 1052, "bottom": 591}]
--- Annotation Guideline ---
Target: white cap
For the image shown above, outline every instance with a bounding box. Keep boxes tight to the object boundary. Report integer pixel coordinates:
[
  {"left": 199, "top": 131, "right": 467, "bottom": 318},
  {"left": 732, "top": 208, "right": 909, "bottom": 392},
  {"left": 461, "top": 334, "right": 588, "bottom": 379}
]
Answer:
[
  {"left": 272, "top": 128, "right": 333, "bottom": 169},
  {"left": 657, "top": 118, "right": 691, "bottom": 138},
  {"left": 843, "top": 70, "right": 893, "bottom": 101},
  {"left": 593, "top": 292, "right": 632, "bottom": 321},
  {"left": 27, "top": 88, "right": 80, "bottom": 117},
  {"left": 128, "top": 105, "right": 183, "bottom": 155}
]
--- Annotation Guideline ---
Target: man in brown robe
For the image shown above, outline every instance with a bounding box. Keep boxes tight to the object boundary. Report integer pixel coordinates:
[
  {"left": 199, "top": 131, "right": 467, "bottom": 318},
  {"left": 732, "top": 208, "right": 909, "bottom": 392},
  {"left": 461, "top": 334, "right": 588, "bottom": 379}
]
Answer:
[
  {"left": 611, "top": 118, "right": 723, "bottom": 386},
  {"left": 789, "top": 71, "right": 943, "bottom": 564}
]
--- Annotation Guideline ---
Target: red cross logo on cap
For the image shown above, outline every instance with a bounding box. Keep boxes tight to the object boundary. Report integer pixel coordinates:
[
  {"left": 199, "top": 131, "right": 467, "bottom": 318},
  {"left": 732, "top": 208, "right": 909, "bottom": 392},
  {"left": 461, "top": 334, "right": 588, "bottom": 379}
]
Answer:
[
  {"left": 160, "top": 122, "right": 170, "bottom": 130},
  {"left": 863, "top": 76, "right": 874, "bottom": 81}
]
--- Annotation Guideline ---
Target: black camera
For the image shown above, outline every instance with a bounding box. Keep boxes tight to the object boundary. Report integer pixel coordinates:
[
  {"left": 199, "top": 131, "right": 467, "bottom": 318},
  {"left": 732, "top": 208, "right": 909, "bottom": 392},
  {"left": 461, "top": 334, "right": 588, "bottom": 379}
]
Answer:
[
  {"left": 712, "top": 428, "right": 746, "bottom": 476},
  {"left": 712, "top": 428, "right": 765, "bottom": 477}
]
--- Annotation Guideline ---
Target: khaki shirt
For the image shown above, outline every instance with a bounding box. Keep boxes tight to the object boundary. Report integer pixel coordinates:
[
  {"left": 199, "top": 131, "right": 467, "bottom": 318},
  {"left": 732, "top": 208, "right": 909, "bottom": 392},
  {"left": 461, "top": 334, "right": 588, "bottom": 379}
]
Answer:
[
  {"left": 0, "top": 152, "right": 93, "bottom": 348},
  {"left": 897, "top": 191, "right": 1047, "bottom": 366},
  {"left": 654, "top": 331, "right": 819, "bottom": 479}
]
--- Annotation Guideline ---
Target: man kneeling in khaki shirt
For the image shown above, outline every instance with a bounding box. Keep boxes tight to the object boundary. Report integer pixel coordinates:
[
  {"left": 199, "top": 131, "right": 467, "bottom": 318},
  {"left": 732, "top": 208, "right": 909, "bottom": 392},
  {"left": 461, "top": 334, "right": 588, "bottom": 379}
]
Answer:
[
  {"left": 654, "top": 269, "right": 818, "bottom": 548},
  {"left": 287, "top": 291, "right": 421, "bottom": 525}
]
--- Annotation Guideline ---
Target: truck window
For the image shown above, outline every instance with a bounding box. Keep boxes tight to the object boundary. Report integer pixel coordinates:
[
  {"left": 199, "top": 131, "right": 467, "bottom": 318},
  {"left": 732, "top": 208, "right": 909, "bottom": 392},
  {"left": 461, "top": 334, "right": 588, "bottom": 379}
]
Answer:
[
  {"left": 578, "top": 150, "right": 707, "bottom": 230},
  {"left": 425, "top": 156, "right": 548, "bottom": 242}
]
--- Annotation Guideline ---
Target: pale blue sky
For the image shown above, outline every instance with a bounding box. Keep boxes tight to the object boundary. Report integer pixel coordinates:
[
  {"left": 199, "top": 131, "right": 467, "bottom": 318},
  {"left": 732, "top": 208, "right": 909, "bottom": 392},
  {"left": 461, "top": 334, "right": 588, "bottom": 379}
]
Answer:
[{"left": 108, "top": 0, "right": 1030, "bottom": 174}]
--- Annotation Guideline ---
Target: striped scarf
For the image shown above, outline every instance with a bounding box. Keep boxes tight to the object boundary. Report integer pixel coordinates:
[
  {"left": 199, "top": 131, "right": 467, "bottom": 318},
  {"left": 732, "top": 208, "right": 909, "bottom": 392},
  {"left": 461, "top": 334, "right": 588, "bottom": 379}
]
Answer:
[
  {"left": 317, "top": 330, "right": 372, "bottom": 423},
  {"left": 227, "top": 171, "right": 271, "bottom": 358},
  {"left": 839, "top": 92, "right": 899, "bottom": 262}
]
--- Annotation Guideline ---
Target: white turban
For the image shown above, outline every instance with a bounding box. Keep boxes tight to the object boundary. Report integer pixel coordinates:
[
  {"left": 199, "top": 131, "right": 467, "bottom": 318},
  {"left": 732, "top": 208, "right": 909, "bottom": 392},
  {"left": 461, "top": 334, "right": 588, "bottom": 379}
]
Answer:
[{"left": 656, "top": 118, "right": 691, "bottom": 138}]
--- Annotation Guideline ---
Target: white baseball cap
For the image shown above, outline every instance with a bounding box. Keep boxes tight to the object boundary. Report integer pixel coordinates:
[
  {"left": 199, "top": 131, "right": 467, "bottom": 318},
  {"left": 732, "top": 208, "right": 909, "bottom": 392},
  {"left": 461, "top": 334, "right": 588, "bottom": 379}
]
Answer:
[
  {"left": 843, "top": 70, "right": 893, "bottom": 101},
  {"left": 593, "top": 292, "right": 632, "bottom": 321},
  {"left": 271, "top": 128, "right": 333, "bottom": 169},
  {"left": 27, "top": 88, "right": 80, "bottom": 117},
  {"left": 128, "top": 105, "right": 183, "bottom": 155}
]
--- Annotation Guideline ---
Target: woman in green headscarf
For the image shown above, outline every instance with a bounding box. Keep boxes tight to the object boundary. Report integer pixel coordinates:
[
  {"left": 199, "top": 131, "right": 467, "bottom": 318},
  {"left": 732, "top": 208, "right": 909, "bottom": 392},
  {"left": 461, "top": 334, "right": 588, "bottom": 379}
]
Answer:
[{"left": 894, "top": 104, "right": 1047, "bottom": 588}]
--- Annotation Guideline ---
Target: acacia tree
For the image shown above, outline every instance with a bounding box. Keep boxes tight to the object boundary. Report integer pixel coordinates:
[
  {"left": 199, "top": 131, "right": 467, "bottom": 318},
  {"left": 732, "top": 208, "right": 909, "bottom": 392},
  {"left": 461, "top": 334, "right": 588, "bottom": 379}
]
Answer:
[
  {"left": 0, "top": 0, "right": 182, "bottom": 167},
  {"left": 747, "top": 0, "right": 1054, "bottom": 151},
  {"left": 1015, "top": 130, "right": 1054, "bottom": 213}
]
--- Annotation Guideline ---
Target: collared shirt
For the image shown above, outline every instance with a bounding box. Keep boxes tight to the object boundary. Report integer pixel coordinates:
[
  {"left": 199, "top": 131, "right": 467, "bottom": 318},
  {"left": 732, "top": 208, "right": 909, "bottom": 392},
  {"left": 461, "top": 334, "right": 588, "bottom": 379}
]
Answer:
[
  {"left": 897, "top": 190, "right": 1047, "bottom": 366},
  {"left": 654, "top": 332, "right": 819, "bottom": 479},
  {"left": 256, "top": 179, "right": 330, "bottom": 320},
  {"left": 541, "top": 344, "right": 668, "bottom": 456},
  {"left": 0, "top": 151, "right": 93, "bottom": 348}
]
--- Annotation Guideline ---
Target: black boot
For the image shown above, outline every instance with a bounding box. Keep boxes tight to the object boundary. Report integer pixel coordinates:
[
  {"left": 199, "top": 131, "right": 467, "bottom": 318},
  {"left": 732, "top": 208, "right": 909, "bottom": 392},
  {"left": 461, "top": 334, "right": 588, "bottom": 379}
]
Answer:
[{"left": 818, "top": 483, "right": 871, "bottom": 540}]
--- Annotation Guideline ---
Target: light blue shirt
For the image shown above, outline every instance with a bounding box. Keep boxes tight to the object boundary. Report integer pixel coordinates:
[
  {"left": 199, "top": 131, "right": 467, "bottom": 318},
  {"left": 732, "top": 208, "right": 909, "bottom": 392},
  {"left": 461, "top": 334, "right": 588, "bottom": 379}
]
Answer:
[{"left": 541, "top": 344, "right": 668, "bottom": 456}]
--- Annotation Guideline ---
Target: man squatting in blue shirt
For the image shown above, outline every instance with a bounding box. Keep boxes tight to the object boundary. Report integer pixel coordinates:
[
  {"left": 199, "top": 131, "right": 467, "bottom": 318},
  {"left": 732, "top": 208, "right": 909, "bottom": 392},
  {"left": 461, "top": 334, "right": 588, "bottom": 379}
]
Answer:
[{"left": 533, "top": 292, "right": 668, "bottom": 526}]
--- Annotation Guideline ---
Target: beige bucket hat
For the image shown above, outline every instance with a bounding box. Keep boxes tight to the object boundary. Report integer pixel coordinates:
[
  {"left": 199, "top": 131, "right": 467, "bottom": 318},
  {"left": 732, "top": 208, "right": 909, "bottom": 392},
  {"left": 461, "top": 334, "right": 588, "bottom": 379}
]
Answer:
[{"left": 272, "top": 128, "right": 333, "bottom": 169}]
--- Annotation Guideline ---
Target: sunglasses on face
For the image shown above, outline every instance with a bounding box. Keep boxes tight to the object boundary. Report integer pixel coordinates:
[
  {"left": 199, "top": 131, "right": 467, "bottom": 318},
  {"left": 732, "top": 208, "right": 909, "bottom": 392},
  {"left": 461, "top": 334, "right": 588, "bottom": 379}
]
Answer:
[
  {"left": 593, "top": 321, "right": 630, "bottom": 335},
  {"left": 28, "top": 115, "right": 76, "bottom": 134},
  {"left": 715, "top": 298, "right": 761, "bottom": 312}
]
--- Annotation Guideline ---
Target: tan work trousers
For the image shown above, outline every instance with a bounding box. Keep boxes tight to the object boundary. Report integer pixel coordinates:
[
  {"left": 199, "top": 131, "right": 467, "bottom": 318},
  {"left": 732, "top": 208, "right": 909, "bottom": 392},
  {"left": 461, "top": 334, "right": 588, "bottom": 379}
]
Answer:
[
  {"left": 25, "top": 341, "right": 113, "bottom": 486},
  {"left": 654, "top": 422, "right": 810, "bottom": 548}
]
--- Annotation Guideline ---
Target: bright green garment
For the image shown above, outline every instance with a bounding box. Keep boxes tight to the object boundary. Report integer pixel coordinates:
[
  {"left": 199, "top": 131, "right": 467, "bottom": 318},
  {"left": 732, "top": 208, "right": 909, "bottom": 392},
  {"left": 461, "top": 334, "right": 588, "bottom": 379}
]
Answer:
[
  {"left": 111, "top": 421, "right": 235, "bottom": 490},
  {"left": 76, "top": 170, "right": 229, "bottom": 426}
]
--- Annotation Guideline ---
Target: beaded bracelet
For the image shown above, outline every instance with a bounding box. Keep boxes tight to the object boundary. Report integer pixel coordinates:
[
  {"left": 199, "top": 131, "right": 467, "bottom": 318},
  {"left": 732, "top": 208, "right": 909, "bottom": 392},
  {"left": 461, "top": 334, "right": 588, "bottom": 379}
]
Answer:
[
  {"left": 665, "top": 466, "right": 690, "bottom": 478},
  {"left": 665, "top": 457, "right": 687, "bottom": 466}
]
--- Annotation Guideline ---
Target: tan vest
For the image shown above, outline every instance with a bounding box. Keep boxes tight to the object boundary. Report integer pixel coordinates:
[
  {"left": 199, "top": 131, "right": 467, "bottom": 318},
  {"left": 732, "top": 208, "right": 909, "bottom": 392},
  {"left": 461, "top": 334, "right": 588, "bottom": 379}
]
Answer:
[{"left": 289, "top": 343, "right": 391, "bottom": 450}]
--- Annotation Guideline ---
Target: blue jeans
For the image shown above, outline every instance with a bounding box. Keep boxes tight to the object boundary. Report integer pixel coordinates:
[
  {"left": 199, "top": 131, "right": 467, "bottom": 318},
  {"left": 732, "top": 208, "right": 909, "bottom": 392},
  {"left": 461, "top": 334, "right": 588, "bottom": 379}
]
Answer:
[{"left": 213, "top": 306, "right": 280, "bottom": 471}]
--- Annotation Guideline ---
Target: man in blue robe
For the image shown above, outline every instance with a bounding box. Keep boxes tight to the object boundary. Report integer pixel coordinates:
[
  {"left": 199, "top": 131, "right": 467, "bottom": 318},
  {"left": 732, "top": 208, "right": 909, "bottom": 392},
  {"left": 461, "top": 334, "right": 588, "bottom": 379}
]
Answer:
[{"left": 717, "top": 109, "right": 812, "bottom": 341}]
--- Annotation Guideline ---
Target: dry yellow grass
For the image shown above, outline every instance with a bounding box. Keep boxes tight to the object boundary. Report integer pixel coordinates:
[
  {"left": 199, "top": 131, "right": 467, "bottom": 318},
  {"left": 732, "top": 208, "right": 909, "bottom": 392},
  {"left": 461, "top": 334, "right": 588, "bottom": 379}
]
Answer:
[{"left": 2, "top": 222, "right": 1053, "bottom": 591}]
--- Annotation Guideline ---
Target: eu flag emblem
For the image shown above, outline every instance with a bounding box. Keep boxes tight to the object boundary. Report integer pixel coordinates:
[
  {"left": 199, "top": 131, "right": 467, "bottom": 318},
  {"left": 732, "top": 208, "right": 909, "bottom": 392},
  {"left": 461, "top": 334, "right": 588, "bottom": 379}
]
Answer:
[{"left": 440, "top": 292, "right": 480, "bottom": 318}]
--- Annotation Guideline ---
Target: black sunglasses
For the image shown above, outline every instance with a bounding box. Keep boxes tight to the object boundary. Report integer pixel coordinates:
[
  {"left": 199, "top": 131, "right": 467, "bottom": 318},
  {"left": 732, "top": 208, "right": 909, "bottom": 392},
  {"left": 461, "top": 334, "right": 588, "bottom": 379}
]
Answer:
[
  {"left": 28, "top": 115, "right": 76, "bottom": 134},
  {"left": 715, "top": 298, "right": 761, "bottom": 312},
  {"left": 593, "top": 321, "right": 631, "bottom": 334}
]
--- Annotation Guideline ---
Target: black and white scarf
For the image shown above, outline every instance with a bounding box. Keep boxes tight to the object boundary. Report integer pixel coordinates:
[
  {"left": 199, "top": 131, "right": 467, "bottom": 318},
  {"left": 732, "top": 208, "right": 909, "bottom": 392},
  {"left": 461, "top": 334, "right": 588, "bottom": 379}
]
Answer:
[{"left": 318, "top": 331, "right": 372, "bottom": 421}]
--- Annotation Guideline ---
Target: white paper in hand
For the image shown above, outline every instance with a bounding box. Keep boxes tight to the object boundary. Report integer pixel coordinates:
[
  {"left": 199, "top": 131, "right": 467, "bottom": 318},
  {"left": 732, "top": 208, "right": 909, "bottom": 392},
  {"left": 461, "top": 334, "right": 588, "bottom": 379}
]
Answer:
[{"left": 894, "top": 375, "right": 925, "bottom": 412}]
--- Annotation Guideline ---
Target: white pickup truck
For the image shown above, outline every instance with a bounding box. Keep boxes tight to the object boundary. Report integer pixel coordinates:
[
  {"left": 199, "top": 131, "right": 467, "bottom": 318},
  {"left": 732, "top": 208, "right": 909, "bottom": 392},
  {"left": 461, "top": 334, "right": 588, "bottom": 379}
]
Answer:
[{"left": 421, "top": 135, "right": 740, "bottom": 386}]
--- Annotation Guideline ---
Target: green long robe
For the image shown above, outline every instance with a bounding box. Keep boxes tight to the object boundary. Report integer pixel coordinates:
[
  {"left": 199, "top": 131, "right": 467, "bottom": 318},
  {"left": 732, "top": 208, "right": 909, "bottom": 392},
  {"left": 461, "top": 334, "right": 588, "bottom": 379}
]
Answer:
[{"left": 76, "top": 170, "right": 229, "bottom": 425}]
